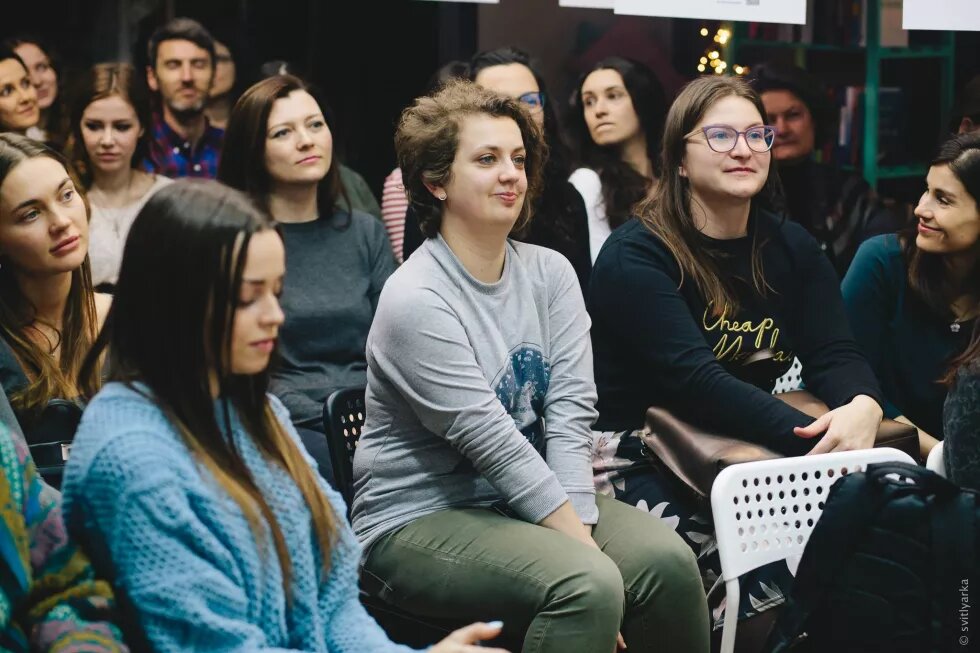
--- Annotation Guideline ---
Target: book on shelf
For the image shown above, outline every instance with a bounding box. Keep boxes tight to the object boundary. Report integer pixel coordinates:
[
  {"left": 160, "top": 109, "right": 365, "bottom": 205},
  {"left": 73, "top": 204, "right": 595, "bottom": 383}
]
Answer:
[
  {"left": 815, "top": 85, "right": 907, "bottom": 170},
  {"left": 740, "top": 0, "right": 907, "bottom": 47}
]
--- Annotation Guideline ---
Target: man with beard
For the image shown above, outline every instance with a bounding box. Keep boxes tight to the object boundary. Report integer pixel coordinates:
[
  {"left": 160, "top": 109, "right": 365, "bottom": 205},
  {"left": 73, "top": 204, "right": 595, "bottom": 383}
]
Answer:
[{"left": 143, "top": 18, "right": 223, "bottom": 178}]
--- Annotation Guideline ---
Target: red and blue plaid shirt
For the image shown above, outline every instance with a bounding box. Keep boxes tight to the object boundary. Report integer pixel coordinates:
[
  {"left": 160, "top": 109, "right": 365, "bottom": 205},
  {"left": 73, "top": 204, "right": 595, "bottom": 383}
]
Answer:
[{"left": 143, "top": 113, "right": 224, "bottom": 179}]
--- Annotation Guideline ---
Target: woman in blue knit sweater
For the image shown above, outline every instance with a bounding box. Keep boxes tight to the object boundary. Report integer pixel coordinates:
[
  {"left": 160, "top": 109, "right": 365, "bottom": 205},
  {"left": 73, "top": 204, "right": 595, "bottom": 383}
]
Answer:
[{"left": 60, "top": 180, "right": 506, "bottom": 652}]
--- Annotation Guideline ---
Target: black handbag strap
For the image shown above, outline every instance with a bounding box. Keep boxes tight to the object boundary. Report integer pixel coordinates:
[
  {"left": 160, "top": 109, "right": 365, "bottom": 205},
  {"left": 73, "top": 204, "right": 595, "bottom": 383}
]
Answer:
[{"left": 768, "top": 471, "right": 879, "bottom": 651}]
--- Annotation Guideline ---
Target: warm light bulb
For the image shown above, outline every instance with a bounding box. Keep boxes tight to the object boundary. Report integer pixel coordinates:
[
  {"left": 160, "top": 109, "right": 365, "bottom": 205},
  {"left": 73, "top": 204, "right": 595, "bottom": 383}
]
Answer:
[
  {"left": 698, "top": 64, "right": 706, "bottom": 72},
  {"left": 700, "top": 56, "right": 708, "bottom": 64},
  {"left": 715, "top": 67, "right": 724, "bottom": 75},
  {"left": 700, "top": 27, "right": 709, "bottom": 36},
  {"left": 709, "top": 51, "right": 720, "bottom": 59},
  {"left": 734, "top": 65, "right": 744, "bottom": 74}
]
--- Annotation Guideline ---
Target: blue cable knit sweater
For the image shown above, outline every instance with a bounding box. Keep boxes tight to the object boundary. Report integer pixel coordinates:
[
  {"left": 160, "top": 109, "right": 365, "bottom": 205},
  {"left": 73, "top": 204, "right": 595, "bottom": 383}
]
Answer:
[{"left": 61, "top": 382, "right": 421, "bottom": 653}]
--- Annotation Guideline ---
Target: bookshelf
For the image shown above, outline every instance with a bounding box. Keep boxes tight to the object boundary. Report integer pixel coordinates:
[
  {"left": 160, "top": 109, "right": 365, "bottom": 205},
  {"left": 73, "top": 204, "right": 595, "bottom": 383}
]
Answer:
[{"left": 727, "top": 1, "right": 956, "bottom": 190}]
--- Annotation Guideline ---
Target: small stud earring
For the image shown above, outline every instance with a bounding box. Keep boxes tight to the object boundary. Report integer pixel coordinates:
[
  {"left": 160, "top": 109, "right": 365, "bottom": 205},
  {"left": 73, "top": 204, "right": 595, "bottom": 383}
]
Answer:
[{"left": 438, "top": 193, "right": 447, "bottom": 201}]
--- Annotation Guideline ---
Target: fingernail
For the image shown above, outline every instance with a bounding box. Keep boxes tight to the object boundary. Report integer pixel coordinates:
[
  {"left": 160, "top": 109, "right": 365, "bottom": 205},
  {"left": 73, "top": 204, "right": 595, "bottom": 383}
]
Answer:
[{"left": 487, "top": 620, "right": 504, "bottom": 629}]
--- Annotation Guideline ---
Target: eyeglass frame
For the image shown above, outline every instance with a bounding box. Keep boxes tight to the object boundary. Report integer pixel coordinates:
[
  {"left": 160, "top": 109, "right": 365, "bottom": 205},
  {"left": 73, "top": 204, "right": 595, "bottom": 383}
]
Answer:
[
  {"left": 517, "top": 91, "right": 546, "bottom": 112},
  {"left": 684, "top": 124, "right": 778, "bottom": 153}
]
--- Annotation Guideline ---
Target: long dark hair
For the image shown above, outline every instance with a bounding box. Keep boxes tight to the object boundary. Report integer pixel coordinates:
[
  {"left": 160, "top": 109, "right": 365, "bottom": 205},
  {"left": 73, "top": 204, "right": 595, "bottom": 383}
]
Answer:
[
  {"left": 569, "top": 56, "right": 667, "bottom": 229},
  {"left": 470, "top": 46, "right": 579, "bottom": 246},
  {"left": 0, "top": 134, "right": 99, "bottom": 420},
  {"left": 81, "top": 180, "right": 337, "bottom": 589},
  {"left": 635, "top": 76, "right": 781, "bottom": 315},
  {"left": 65, "top": 63, "right": 153, "bottom": 188},
  {"left": 900, "top": 133, "right": 980, "bottom": 384},
  {"left": 217, "top": 74, "right": 349, "bottom": 224}
]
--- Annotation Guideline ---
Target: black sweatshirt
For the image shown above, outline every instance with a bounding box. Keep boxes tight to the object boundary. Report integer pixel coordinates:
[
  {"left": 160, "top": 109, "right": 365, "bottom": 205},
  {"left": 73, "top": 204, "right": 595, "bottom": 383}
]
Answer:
[{"left": 588, "top": 210, "right": 883, "bottom": 457}]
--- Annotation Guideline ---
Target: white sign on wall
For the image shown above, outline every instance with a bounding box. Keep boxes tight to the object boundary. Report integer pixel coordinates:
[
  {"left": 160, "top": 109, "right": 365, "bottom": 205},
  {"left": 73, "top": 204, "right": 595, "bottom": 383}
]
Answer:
[
  {"left": 903, "top": 0, "right": 980, "bottom": 31},
  {"left": 614, "top": 0, "right": 806, "bottom": 24},
  {"left": 559, "top": 0, "right": 615, "bottom": 8}
]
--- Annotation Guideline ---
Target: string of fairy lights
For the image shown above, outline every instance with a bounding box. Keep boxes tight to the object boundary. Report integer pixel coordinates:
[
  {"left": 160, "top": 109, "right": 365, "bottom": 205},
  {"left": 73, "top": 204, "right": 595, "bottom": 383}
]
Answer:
[{"left": 696, "top": 26, "right": 748, "bottom": 76}]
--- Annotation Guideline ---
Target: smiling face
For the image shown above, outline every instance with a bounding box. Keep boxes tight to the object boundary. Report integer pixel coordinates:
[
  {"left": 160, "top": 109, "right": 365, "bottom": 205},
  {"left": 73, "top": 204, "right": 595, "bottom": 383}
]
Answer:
[
  {"left": 761, "top": 89, "right": 816, "bottom": 162},
  {"left": 430, "top": 113, "right": 528, "bottom": 235},
  {"left": 263, "top": 90, "right": 332, "bottom": 188},
  {"left": 474, "top": 63, "right": 544, "bottom": 131},
  {"left": 229, "top": 229, "right": 286, "bottom": 376},
  {"left": 0, "top": 58, "right": 40, "bottom": 132},
  {"left": 80, "top": 95, "right": 144, "bottom": 175},
  {"left": 580, "top": 68, "right": 643, "bottom": 150},
  {"left": 147, "top": 39, "right": 213, "bottom": 118},
  {"left": 13, "top": 42, "right": 58, "bottom": 111},
  {"left": 914, "top": 164, "right": 980, "bottom": 256},
  {"left": 681, "top": 95, "right": 771, "bottom": 204},
  {"left": 0, "top": 156, "right": 88, "bottom": 278}
]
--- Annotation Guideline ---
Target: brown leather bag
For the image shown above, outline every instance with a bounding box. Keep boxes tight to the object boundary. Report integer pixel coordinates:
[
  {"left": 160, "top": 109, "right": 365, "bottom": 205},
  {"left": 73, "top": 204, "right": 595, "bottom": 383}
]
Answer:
[{"left": 640, "top": 390, "right": 919, "bottom": 505}]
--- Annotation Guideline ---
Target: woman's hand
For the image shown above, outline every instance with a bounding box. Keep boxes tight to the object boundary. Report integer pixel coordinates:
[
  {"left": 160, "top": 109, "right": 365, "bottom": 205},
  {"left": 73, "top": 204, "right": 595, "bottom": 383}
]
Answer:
[
  {"left": 794, "top": 394, "right": 883, "bottom": 455},
  {"left": 430, "top": 622, "right": 510, "bottom": 653}
]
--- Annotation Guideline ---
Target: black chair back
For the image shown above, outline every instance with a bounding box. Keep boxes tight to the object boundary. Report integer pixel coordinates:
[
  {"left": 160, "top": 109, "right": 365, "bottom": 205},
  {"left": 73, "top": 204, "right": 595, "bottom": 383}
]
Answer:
[{"left": 322, "top": 387, "right": 366, "bottom": 507}]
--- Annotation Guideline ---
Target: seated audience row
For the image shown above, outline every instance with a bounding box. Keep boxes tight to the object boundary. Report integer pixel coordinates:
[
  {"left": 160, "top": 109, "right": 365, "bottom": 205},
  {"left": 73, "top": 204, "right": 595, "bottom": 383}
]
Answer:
[{"left": 0, "top": 20, "right": 977, "bottom": 651}]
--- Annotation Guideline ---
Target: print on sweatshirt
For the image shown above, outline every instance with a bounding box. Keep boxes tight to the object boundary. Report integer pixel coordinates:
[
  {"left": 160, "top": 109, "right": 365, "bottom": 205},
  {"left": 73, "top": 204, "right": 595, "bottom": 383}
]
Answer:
[{"left": 492, "top": 344, "right": 551, "bottom": 450}]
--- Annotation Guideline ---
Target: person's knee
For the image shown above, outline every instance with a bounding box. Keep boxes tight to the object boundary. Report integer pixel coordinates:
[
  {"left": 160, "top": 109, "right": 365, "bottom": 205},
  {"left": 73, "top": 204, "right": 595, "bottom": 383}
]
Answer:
[
  {"left": 634, "top": 530, "right": 703, "bottom": 602},
  {"left": 549, "top": 546, "right": 626, "bottom": 619}
]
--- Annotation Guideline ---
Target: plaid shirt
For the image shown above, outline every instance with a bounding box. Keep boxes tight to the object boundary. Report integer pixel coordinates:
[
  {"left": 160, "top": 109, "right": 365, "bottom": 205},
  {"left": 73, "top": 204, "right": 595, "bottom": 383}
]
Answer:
[{"left": 143, "top": 113, "right": 224, "bottom": 179}]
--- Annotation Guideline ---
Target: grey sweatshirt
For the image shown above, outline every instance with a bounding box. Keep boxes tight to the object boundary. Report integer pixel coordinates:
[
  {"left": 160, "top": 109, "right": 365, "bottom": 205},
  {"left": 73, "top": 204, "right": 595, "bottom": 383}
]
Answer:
[
  {"left": 351, "top": 235, "right": 599, "bottom": 549},
  {"left": 272, "top": 210, "right": 396, "bottom": 429}
]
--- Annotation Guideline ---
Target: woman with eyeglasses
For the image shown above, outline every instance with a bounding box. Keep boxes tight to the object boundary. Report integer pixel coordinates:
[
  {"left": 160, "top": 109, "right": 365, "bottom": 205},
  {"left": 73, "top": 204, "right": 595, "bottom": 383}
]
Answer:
[
  {"left": 568, "top": 57, "right": 667, "bottom": 262},
  {"left": 588, "top": 76, "right": 884, "bottom": 643},
  {"left": 470, "top": 47, "right": 592, "bottom": 292}
]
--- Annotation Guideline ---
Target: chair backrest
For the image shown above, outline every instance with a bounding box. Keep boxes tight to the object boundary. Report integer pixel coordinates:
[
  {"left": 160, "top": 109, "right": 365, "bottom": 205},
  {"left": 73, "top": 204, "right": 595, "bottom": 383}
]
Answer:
[
  {"left": 926, "top": 440, "right": 946, "bottom": 477},
  {"left": 322, "top": 387, "right": 366, "bottom": 507},
  {"left": 711, "top": 447, "right": 916, "bottom": 581}
]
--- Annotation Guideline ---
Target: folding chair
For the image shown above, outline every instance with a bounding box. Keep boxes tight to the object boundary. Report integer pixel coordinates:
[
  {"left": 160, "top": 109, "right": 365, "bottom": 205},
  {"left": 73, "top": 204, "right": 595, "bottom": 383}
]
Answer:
[
  {"left": 322, "top": 387, "right": 365, "bottom": 512},
  {"left": 710, "top": 447, "right": 916, "bottom": 653}
]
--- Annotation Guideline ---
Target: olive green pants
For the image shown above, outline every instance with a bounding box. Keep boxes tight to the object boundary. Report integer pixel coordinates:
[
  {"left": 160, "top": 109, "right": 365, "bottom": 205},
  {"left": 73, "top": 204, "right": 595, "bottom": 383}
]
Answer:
[{"left": 363, "top": 493, "right": 710, "bottom": 652}]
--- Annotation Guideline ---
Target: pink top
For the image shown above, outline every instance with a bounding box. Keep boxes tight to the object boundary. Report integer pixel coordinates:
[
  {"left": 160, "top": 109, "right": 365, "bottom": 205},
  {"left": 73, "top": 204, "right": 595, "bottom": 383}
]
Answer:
[{"left": 380, "top": 167, "right": 409, "bottom": 263}]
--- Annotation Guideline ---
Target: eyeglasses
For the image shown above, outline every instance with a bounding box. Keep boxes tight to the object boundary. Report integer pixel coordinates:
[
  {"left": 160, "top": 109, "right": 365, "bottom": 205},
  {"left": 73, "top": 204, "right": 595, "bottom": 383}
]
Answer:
[
  {"left": 518, "top": 92, "right": 546, "bottom": 112},
  {"left": 687, "top": 124, "right": 777, "bottom": 153}
]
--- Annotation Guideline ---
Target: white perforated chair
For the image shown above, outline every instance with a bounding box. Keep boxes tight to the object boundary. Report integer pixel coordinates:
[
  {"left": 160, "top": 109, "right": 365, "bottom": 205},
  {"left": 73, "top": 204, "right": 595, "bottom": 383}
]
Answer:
[
  {"left": 926, "top": 440, "right": 946, "bottom": 477},
  {"left": 710, "top": 447, "right": 916, "bottom": 653}
]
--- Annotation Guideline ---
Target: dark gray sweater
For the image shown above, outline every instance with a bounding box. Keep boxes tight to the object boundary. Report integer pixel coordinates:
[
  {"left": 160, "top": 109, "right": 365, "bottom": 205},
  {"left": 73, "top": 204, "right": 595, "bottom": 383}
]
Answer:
[{"left": 272, "top": 210, "right": 396, "bottom": 429}]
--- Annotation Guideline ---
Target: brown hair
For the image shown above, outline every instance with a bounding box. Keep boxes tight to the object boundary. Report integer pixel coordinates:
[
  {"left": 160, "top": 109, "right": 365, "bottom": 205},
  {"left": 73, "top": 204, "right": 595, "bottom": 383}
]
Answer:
[
  {"left": 901, "top": 133, "right": 980, "bottom": 384},
  {"left": 65, "top": 63, "right": 153, "bottom": 188},
  {"left": 635, "top": 76, "right": 781, "bottom": 315},
  {"left": 395, "top": 78, "right": 547, "bottom": 238},
  {"left": 0, "top": 133, "right": 101, "bottom": 419},
  {"left": 82, "top": 180, "right": 337, "bottom": 590},
  {"left": 218, "top": 74, "right": 349, "bottom": 222}
]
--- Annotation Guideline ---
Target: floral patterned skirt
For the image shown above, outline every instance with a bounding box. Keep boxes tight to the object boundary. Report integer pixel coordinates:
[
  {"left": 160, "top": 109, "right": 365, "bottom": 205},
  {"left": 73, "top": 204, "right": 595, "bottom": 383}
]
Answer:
[{"left": 593, "top": 429, "right": 794, "bottom": 630}]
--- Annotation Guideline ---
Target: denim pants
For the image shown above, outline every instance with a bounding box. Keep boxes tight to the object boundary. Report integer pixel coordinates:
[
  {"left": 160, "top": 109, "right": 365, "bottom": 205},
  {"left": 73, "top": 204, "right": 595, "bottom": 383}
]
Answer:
[{"left": 363, "top": 493, "right": 710, "bottom": 653}]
